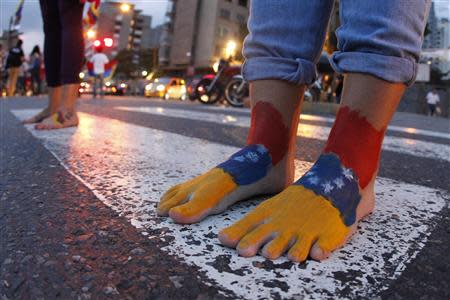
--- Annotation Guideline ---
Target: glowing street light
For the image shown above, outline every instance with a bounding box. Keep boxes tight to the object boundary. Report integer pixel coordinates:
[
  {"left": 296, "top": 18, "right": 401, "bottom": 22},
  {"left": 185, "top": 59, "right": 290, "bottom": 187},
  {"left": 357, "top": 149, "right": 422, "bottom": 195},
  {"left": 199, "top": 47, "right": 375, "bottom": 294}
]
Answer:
[
  {"left": 120, "top": 3, "right": 131, "bottom": 13},
  {"left": 104, "top": 37, "right": 114, "bottom": 47},
  {"left": 86, "top": 29, "right": 96, "bottom": 39},
  {"left": 225, "top": 40, "right": 237, "bottom": 59},
  {"left": 141, "top": 70, "right": 148, "bottom": 77}
]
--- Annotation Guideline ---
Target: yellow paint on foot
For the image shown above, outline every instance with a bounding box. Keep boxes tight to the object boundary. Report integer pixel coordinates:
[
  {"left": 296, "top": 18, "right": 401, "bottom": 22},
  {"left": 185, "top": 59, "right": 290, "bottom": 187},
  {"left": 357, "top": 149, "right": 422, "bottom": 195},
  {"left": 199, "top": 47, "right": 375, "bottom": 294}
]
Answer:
[
  {"left": 219, "top": 185, "right": 350, "bottom": 261},
  {"left": 158, "top": 168, "right": 237, "bottom": 223}
]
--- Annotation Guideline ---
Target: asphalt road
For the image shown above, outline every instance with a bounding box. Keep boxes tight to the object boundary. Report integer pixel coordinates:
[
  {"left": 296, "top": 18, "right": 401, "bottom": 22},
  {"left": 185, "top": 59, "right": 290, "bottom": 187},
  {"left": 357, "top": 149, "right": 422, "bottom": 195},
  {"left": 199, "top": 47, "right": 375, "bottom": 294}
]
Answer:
[{"left": 1, "top": 96, "right": 449, "bottom": 299}]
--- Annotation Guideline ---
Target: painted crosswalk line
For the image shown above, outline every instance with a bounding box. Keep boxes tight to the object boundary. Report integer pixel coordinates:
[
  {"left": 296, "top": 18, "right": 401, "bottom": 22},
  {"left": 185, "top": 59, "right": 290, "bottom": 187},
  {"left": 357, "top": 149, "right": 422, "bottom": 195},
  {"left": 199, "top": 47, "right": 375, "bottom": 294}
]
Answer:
[
  {"left": 12, "top": 109, "right": 447, "bottom": 299},
  {"left": 194, "top": 105, "right": 450, "bottom": 140},
  {"left": 115, "top": 106, "right": 450, "bottom": 163}
]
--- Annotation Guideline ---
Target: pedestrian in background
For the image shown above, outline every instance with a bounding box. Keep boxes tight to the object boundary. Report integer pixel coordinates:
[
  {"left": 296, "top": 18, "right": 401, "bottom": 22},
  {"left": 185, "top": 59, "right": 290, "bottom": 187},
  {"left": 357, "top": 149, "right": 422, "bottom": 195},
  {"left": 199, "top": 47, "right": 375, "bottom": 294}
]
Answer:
[
  {"left": 90, "top": 46, "right": 109, "bottom": 98},
  {"left": 24, "top": 0, "right": 100, "bottom": 128},
  {"left": 5, "top": 39, "right": 25, "bottom": 97},
  {"left": 0, "top": 44, "right": 6, "bottom": 96},
  {"left": 29, "top": 45, "right": 43, "bottom": 95},
  {"left": 426, "top": 89, "right": 440, "bottom": 116}
]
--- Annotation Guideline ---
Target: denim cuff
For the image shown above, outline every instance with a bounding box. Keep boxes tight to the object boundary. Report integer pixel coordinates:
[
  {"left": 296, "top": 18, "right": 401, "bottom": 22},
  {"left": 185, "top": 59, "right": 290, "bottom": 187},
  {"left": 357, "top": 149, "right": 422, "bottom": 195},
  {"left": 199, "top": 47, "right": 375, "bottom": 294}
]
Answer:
[
  {"left": 242, "top": 56, "right": 317, "bottom": 85},
  {"left": 330, "top": 51, "right": 417, "bottom": 86}
]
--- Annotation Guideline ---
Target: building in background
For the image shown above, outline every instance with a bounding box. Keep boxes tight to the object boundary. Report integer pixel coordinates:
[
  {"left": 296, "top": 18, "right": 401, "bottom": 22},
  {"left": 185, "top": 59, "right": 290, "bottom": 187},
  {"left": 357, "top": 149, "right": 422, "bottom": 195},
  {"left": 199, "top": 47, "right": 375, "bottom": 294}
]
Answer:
[
  {"left": 159, "top": 0, "right": 249, "bottom": 73},
  {"left": 86, "top": 1, "right": 152, "bottom": 64},
  {"left": 422, "top": 2, "right": 450, "bottom": 80}
]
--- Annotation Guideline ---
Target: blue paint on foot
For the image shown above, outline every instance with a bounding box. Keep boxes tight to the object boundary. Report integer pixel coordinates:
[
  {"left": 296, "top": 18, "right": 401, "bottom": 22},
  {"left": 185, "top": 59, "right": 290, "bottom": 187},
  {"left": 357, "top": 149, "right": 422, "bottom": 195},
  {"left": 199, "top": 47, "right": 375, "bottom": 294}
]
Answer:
[
  {"left": 218, "top": 144, "right": 272, "bottom": 186},
  {"left": 295, "top": 153, "right": 361, "bottom": 226}
]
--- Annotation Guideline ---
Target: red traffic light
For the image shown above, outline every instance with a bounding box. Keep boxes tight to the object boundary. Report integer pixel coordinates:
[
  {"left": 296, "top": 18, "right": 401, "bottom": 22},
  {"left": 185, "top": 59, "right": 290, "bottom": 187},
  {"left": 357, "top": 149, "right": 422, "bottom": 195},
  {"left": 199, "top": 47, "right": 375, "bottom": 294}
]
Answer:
[
  {"left": 93, "top": 39, "right": 101, "bottom": 47},
  {"left": 104, "top": 38, "right": 113, "bottom": 47}
]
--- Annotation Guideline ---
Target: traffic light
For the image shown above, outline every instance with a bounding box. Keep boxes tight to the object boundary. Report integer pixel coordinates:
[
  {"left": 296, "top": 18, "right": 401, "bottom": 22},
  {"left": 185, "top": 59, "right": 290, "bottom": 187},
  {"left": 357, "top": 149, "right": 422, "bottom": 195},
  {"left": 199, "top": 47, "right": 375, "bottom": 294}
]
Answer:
[{"left": 93, "top": 39, "right": 101, "bottom": 47}]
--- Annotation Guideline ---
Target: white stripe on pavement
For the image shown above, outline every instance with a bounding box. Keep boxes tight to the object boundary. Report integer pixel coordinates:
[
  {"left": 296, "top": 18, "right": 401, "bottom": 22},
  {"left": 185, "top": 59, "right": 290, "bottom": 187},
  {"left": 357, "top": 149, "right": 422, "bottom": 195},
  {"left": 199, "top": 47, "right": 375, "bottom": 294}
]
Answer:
[
  {"left": 204, "top": 105, "right": 450, "bottom": 140},
  {"left": 12, "top": 109, "right": 447, "bottom": 299},
  {"left": 116, "top": 106, "right": 450, "bottom": 163}
]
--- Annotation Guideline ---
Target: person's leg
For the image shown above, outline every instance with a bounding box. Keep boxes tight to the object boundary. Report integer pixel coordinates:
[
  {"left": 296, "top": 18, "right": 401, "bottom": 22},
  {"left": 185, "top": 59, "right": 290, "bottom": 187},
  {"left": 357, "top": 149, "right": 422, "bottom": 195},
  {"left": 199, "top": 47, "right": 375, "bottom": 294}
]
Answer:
[
  {"left": 99, "top": 74, "right": 104, "bottom": 98},
  {"left": 219, "top": 0, "right": 431, "bottom": 262},
  {"left": 24, "top": 0, "right": 61, "bottom": 123},
  {"left": 7, "top": 67, "right": 20, "bottom": 96},
  {"left": 93, "top": 75, "right": 98, "bottom": 98},
  {"left": 158, "top": 0, "right": 334, "bottom": 223},
  {"left": 35, "top": 0, "right": 84, "bottom": 130}
]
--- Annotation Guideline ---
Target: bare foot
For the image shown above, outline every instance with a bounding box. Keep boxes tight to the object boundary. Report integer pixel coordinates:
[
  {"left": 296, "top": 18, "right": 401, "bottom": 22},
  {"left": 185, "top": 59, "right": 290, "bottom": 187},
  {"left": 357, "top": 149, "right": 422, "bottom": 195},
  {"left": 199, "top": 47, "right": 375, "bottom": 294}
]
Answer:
[
  {"left": 157, "top": 144, "right": 293, "bottom": 224},
  {"left": 35, "top": 111, "right": 79, "bottom": 130},
  {"left": 218, "top": 153, "right": 375, "bottom": 262},
  {"left": 158, "top": 100, "right": 299, "bottom": 224},
  {"left": 22, "top": 108, "right": 51, "bottom": 124}
]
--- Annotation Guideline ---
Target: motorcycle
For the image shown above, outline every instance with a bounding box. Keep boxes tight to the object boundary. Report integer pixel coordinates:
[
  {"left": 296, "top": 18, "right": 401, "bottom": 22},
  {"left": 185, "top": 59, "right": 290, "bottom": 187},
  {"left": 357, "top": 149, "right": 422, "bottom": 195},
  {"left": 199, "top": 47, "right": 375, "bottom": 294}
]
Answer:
[
  {"left": 304, "top": 79, "right": 322, "bottom": 102},
  {"left": 194, "top": 59, "right": 241, "bottom": 105},
  {"left": 224, "top": 74, "right": 248, "bottom": 107}
]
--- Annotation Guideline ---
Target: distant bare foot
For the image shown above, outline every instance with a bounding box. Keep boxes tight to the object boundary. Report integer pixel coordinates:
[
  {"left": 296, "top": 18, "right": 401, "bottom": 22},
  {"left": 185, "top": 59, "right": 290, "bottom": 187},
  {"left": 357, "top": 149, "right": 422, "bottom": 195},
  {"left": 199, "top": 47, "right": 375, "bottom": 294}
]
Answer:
[
  {"left": 35, "top": 111, "right": 79, "bottom": 130},
  {"left": 22, "top": 108, "right": 51, "bottom": 124}
]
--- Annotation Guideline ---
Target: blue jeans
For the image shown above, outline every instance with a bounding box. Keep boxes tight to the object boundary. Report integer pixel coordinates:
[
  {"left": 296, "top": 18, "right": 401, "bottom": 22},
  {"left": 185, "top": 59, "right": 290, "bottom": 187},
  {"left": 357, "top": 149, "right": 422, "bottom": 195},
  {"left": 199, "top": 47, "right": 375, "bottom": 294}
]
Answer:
[{"left": 243, "top": 0, "right": 431, "bottom": 86}]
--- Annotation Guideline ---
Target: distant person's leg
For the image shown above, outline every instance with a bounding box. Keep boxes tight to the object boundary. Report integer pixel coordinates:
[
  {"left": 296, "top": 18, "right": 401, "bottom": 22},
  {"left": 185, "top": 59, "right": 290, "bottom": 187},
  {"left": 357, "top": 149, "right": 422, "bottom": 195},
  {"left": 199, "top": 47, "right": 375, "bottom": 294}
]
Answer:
[
  {"left": 99, "top": 74, "right": 104, "bottom": 98},
  {"left": 429, "top": 104, "right": 436, "bottom": 116},
  {"left": 7, "top": 67, "right": 20, "bottom": 97},
  {"left": 36, "top": 0, "right": 84, "bottom": 130},
  {"left": 93, "top": 75, "right": 98, "bottom": 98},
  {"left": 24, "top": 0, "right": 62, "bottom": 124}
]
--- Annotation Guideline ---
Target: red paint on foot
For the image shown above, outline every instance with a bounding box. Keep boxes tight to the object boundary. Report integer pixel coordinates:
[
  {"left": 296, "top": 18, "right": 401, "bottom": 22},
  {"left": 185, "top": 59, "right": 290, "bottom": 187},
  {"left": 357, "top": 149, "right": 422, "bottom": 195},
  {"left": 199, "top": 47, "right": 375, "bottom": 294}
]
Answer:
[
  {"left": 247, "top": 102, "right": 289, "bottom": 165},
  {"left": 324, "top": 106, "right": 385, "bottom": 188}
]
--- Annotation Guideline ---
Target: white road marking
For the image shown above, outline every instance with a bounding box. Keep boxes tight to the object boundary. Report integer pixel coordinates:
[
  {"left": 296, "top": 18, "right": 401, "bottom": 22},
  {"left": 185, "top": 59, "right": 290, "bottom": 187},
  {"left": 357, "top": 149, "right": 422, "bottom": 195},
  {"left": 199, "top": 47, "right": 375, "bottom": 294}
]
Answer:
[
  {"left": 202, "top": 105, "right": 450, "bottom": 140},
  {"left": 116, "top": 106, "right": 450, "bottom": 162},
  {"left": 12, "top": 109, "right": 447, "bottom": 299}
]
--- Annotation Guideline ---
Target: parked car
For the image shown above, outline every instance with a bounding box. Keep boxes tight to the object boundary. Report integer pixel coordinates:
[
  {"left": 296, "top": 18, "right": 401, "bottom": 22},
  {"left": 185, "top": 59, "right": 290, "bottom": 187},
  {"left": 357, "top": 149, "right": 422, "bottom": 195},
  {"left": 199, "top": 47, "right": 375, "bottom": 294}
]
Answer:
[{"left": 145, "top": 77, "right": 187, "bottom": 100}]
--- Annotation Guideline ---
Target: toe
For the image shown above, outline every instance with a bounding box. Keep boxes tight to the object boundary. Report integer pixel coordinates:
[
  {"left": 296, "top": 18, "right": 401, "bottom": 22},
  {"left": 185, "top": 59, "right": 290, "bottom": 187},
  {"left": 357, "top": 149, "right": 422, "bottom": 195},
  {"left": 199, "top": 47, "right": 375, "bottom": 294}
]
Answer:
[
  {"left": 309, "top": 242, "right": 330, "bottom": 261},
  {"left": 236, "top": 224, "right": 275, "bottom": 257},
  {"left": 157, "top": 191, "right": 190, "bottom": 216},
  {"left": 287, "top": 235, "right": 314, "bottom": 263},
  {"left": 168, "top": 191, "right": 210, "bottom": 224},
  {"left": 218, "top": 208, "right": 268, "bottom": 248},
  {"left": 261, "top": 232, "right": 293, "bottom": 260}
]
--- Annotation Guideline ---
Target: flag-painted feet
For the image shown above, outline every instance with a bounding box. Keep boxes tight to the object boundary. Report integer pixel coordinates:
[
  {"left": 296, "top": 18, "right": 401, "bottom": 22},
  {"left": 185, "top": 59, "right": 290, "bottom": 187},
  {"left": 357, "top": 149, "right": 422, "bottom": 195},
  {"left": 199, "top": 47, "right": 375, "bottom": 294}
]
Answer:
[
  {"left": 219, "top": 105, "right": 383, "bottom": 262},
  {"left": 157, "top": 144, "right": 293, "bottom": 224},
  {"left": 218, "top": 153, "right": 376, "bottom": 262},
  {"left": 158, "top": 101, "right": 295, "bottom": 224}
]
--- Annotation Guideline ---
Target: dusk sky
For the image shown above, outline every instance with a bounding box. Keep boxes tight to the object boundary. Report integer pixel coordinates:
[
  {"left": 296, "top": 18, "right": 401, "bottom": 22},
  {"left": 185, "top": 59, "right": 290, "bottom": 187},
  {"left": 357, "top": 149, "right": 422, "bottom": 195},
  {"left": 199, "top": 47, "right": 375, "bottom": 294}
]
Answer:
[
  {"left": 1, "top": 0, "right": 449, "bottom": 55},
  {"left": 0, "top": 0, "right": 168, "bottom": 54}
]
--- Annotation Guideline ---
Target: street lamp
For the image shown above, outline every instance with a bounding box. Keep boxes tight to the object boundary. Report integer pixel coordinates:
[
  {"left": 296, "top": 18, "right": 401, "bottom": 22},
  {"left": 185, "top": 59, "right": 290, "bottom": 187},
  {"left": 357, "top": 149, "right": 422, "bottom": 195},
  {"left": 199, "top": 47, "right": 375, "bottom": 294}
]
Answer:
[
  {"left": 225, "top": 40, "right": 237, "bottom": 59},
  {"left": 120, "top": 3, "right": 131, "bottom": 13},
  {"left": 86, "top": 29, "right": 96, "bottom": 39},
  {"left": 142, "top": 70, "right": 148, "bottom": 77}
]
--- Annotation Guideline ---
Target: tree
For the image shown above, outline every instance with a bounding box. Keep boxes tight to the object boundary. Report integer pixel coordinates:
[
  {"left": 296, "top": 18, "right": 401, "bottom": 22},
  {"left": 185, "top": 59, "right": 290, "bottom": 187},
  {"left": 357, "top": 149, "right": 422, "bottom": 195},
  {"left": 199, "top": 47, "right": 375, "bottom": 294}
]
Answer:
[{"left": 115, "top": 49, "right": 138, "bottom": 78}]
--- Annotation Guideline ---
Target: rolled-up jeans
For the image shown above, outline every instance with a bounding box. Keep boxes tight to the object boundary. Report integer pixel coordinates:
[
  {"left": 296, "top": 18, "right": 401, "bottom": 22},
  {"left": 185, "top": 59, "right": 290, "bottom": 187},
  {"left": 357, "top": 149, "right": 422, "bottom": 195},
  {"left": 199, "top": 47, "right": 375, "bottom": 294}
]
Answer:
[{"left": 243, "top": 0, "right": 431, "bottom": 86}]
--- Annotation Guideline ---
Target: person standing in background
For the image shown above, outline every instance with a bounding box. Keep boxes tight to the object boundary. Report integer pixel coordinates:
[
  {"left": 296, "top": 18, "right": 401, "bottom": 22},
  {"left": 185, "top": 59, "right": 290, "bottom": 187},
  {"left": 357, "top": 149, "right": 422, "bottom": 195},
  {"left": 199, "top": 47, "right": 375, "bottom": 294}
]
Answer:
[
  {"left": 0, "top": 44, "right": 6, "bottom": 96},
  {"left": 23, "top": 0, "right": 100, "bottom": 129},
  {"left": 90, "top": 46, "right": 109, "bottom": 98},
  {"left": 5, "top": 39, "right": 25, "bottom": 97},
  {"left": 29, "top": 45, "right": 43, "bottom": 95},
  {"left": 426, "top": 89, "right": 440, "bottom": 116}
]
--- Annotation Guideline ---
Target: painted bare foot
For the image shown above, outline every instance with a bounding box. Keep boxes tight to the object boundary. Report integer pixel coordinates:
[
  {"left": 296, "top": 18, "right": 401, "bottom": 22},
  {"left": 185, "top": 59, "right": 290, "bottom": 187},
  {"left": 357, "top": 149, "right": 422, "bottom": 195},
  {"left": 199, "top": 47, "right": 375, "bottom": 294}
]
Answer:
[
  {"left": 218, "top": 153, "right": 375, "bottom": 262},
  {"left": 22, "top": 108, "right": 51, "bottom": 124},
  {"left": 35, "top": 111, "right": 79, "bottom": 130},
  {"left": 158, "top": 101, "right": 297, "bottom": 224},
  {"left": 219, "top": 106, "right": 384, "bottom": 262}
]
